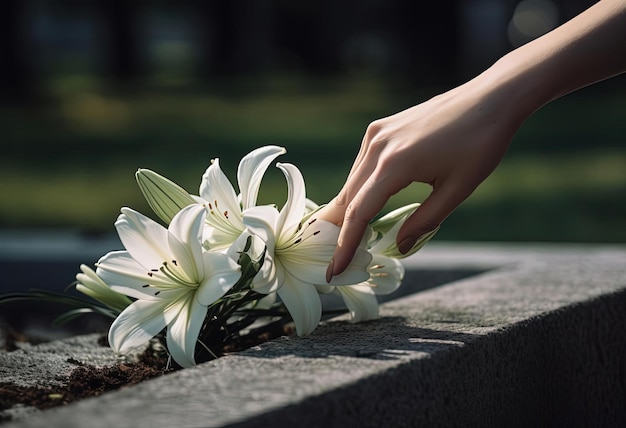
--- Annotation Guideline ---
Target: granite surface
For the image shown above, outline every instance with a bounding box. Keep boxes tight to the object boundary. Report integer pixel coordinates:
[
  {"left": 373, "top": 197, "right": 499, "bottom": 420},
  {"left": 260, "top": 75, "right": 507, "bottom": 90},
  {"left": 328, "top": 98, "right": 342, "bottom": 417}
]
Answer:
[{"left": 1, "top": 242, "right": 625, "bottom": 427}]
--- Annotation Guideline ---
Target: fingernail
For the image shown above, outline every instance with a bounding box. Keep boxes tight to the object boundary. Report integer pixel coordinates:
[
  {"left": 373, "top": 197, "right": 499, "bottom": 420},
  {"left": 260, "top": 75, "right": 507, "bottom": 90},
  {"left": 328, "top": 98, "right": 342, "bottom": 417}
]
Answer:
[
  {"left": 325, "top": 258, "right": 335, "bottom": 283},
  {"left": 398, "top": 236, "right": 418, "bottom": 255}
]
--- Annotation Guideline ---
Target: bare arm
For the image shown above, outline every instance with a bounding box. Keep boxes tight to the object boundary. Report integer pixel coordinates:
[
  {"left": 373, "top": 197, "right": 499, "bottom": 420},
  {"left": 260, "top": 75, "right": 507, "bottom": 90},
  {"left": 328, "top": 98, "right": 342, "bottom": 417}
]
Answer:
[{"left": 320, "top": 0, "right": 626, "bottom": 281}]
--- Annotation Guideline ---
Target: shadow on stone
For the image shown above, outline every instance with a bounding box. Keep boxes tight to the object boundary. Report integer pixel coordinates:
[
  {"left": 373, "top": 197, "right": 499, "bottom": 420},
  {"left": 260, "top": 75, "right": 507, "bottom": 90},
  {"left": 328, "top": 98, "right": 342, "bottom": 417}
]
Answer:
[{"left": 240, "top": 316, "right": 481, "bottom": 361}]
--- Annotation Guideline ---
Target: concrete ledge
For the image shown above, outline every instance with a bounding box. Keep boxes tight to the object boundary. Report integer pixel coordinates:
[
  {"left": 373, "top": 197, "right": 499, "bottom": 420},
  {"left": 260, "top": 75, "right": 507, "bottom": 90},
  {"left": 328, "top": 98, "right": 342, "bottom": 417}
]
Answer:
[{"left": 2, "top": 243, "right": 626, "bottom": 427}]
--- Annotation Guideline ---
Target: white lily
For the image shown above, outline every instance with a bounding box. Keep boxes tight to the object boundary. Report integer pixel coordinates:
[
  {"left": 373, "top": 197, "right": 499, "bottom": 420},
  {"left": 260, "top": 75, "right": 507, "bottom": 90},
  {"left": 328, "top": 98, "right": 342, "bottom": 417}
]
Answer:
[
  {"left": 199, "top": 145, "right": 286, "bottom": 251},
  {"left": 331, "top": 283, "right": 379, "bottom": 323},
  {"left": 243, "top": 162, "right": 372, "bottom": 336},
  {"left": 317, "top": 252, "right": 405, "bottom": 324},
  {"left": 95, "top": 204, "right": 241, "bottom": 368},
  {"left": 366, "top": 253, "right": 405, "bottom": 294}
]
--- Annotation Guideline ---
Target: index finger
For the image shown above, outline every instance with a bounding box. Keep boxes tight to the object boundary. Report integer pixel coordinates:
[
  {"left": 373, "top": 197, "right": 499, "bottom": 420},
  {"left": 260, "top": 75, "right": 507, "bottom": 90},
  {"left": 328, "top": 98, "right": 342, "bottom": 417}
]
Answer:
[{"left": 328, "top": 173, "right": 395, "bottom": 281}]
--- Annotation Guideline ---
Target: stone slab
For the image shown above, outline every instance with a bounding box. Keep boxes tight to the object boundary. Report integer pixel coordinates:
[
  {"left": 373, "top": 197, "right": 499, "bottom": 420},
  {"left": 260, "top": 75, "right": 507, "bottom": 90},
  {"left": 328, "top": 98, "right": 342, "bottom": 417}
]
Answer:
[
  {"left": 1, "top": 243, "right": 625, "bottom": 427},
  {"left": 0, "top": 334, "right": 124, "bottom": 388}
]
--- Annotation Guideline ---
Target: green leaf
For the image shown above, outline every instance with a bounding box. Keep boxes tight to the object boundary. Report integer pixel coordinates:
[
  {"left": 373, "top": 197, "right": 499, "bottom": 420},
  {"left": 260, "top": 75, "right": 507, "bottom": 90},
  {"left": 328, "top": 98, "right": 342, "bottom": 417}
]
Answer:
[
  {"left": 54, "top": 306, "right": 120, "bottom": 326},
  {"left": 0, "top": 289, "right": 121, "bottom": 323}
]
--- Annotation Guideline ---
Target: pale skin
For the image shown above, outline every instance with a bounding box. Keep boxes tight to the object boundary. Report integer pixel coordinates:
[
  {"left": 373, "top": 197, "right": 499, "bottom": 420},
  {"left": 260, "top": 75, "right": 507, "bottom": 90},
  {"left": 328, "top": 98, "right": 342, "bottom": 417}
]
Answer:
[{"left": 320, "top": 0, "right": 626, "bottom": 282}]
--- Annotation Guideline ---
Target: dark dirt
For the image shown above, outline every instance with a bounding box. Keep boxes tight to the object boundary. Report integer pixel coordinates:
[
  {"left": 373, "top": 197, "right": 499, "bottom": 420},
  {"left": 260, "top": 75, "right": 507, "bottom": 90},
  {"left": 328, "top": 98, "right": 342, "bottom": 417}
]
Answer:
[
  {"left": 0, "top": 332, "right": 168, "bottom": 422},
  {"left": 0, "top": 361, "right": 166, "bottom": 414},
  {"left": 0, "top": 319, "right": 295, "bottom": 422}
]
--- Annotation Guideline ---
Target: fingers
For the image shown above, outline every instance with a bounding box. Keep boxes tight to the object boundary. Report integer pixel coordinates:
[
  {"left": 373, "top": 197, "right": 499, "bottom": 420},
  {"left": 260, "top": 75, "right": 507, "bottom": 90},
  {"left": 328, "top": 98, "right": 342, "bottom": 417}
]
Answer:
[
  {"left": 322, "top": 121, "right": 391, "bottom": 282},
  {"left": 396, "top": 180, "right": 473, "bottom": 254},
  {"left": 318, "top": 151, "right": 381, "bottom": 228},
  {"left": 317, "top": 127, "right": 380, "bottom": 227},
  {"left": 327, "top": 171, "right": 399, "bottom": 281},
  {"left": 345, "top": 120, "right": 381, "bottom": 182},
  {"left": 315, "top": 196, "right": 345, "bottom": 227}
]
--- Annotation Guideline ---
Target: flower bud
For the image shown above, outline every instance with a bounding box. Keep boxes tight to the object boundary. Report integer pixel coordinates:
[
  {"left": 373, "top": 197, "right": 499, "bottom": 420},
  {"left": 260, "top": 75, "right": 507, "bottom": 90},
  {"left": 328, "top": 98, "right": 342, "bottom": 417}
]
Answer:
[{"left": 135, "top": 168, "right": 196, "bottom": 224}]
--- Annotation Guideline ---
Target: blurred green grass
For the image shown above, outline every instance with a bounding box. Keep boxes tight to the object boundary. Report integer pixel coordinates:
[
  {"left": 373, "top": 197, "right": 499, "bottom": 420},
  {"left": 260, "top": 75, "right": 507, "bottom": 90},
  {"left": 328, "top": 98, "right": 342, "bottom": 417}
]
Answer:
[{"left": 1, "top": 75, "right": 625, "bottom": 242}]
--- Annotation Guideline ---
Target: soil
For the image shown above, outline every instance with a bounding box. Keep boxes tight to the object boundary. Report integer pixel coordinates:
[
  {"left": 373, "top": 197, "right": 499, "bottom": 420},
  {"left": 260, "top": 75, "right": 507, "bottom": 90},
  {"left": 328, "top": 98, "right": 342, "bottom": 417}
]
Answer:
[
  {"left": 0, "top": 332, "right": 168, "bottom": 422},
  {"left": 0, "top": 361, "right": 166, "bottom": 414},
  {"left": 0, "top": 319, "right": 294, "bottom": 422}
]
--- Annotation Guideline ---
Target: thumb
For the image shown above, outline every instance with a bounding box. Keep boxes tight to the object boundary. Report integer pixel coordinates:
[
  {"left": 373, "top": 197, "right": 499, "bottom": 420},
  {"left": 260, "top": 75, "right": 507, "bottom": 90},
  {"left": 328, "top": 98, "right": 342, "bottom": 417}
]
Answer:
[{"left": 396, "top": 182, "right": 470, "bottom": 254}]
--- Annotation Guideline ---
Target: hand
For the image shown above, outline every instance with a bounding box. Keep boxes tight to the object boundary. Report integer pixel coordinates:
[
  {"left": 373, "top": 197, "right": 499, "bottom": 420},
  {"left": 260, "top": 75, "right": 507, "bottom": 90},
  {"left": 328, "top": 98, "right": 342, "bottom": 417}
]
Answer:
[
  {"left": 319, "top": 0, "right": 625, "bottom": 281},
  {"left": 318, "top": 78, "right": 522, "bottom": 281}
]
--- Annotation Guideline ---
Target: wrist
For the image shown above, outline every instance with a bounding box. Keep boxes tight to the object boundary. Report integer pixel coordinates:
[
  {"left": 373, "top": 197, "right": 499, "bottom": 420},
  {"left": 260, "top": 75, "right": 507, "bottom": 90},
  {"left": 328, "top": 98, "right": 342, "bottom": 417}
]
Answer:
[
  {"left": 486, "top": 41, "right": 567, "bottom": 118},
  {"left": 466, "top": 54, "right": 543, "bottom": 132}
]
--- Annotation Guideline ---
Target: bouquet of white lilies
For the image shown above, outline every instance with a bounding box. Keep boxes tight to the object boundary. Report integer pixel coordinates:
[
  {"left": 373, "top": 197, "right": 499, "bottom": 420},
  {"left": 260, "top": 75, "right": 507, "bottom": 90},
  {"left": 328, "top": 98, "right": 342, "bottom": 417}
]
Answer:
[{"left": 3, "top": 146, "right": 437, "bottom": 369}]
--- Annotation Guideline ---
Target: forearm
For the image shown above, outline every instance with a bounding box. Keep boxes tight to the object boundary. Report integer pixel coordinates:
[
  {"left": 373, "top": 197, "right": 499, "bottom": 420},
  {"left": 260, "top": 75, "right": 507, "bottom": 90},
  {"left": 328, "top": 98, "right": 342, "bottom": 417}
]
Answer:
[{"left": 479, "top": 0, "right": 626, "bottom": 124}]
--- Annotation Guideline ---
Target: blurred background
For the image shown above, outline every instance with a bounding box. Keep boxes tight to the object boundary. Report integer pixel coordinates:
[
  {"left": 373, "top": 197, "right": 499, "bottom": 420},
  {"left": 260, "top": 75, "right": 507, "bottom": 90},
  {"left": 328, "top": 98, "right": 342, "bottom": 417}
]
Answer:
[{"left": 1, "top": 0, "right": 625, "bottom": 243}]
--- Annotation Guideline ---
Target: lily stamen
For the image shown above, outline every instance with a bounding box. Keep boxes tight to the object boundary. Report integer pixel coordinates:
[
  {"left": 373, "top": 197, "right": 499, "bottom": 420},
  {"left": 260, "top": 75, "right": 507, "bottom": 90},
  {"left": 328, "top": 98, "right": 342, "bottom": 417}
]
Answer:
[
  {"left": 159, "top": 262, "right": 197, "bottom": 287},
  {"left": 278, "top": 227, "right": 322, "bottom": 252},
  {"left": 370, "top": 272, "right": 389, "bottom": 278}
]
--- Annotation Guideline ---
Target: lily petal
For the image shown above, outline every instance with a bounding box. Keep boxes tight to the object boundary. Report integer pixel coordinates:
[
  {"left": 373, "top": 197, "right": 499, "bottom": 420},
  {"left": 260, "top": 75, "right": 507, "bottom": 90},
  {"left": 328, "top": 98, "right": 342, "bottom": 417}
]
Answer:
[
  {"left": 202, "top": 225, "right": 242, "bottom": 252},
  {"left": 108, "top": 299, "right": 169, "bottom": 355},
  {"left": 196, "top": 252, "right": 241, "bottom": 305},
  {"left": 115, "top": 207, "right": 170, "bottom": 270},
  {"left": 165, "top": 294, "right": 208, "bottom": 368},
  {"left": 109, "top": 285, "right": 180, "bottom": 302},
  {"left": 277, "top": 269, "right": 322, "bottom": 336},
  {"left": 237, "top": 145, "right": 286, "bottom": 210},
  {"left": 243, "top": 205, "right": 281, "bottom": 293},
  {"left": 281, "top": 245, "right": 372, "bottom": 286},
  {"left": 277, "top": 219, "right": 372, "bottom": 285},
  {"left": 97, "top": 251, "right": 156, "bottom": 286},
  {"left": 242, "top": 205, "right": 279, "bottom": 253},
  {"left": 315, "top": 284, "right": 335, "bottom": 294},
  {"left": 96, "top": 251, "right": 173, "bottom": 291},
  {"left": 166, "top": 204, "right": 207, "bottom": 283},
  {"left": 275, "top": 163, "right": 306, "bottom": 238},
  {"left": 327, "top": 248, "right": 373, "bottom": 285},
  {"left": 199, "top": 158, "right": 244, "bottom": 232},
  {"left": 336, "top": 284, "right": 379, "bottom": 323},
  {"left": 367, "top": 254, "right": 405, "bottom": 295},
  {"left": 304, "top": 198, "right": 320, "bottom": 213}
]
